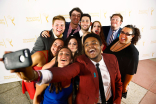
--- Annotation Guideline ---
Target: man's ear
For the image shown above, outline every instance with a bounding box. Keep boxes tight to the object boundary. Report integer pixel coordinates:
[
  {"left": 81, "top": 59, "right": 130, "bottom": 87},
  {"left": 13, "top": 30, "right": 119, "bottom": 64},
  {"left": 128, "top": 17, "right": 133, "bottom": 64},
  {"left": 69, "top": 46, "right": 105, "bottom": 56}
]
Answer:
[{"left": 101, "top": 44, "right": 104, "bottom": 51}]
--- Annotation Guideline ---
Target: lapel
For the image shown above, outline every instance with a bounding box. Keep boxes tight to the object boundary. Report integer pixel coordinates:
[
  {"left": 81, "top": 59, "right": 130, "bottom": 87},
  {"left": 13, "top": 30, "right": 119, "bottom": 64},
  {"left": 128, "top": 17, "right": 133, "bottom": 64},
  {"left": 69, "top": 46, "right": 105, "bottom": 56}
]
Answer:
[
  {"left": 83, "top": 55, "right": 99, "bottom": 90},
  {"left": 102, "top": 54, "right": 115, "bottom": 86}
]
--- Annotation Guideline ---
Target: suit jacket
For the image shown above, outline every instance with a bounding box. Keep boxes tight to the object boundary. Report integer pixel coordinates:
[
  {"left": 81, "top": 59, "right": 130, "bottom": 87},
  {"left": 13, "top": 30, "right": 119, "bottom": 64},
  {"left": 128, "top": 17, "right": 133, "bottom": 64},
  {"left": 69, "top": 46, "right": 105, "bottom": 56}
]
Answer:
[
  {"left": 31, "top": 29, "right": 55, "bottom": 54},
  {"left": 72, "top": 31, "right": 82, "bottom": 40},
  {"left": 49, "top": 53, "right": 122, "bottom": 104},
  {"left": 102, "top": 26, "right": 122, "bottom": 41},
  {"left": 63, "top": 22, "right": 81, "bottom": 40}
]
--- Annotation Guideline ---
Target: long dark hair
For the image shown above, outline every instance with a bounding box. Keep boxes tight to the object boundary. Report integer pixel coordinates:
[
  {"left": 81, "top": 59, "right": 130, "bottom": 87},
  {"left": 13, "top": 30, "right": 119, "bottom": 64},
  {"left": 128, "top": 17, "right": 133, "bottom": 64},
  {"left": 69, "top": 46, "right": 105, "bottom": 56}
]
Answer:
[
  {"left": 65, "top": 36, "right": 82, "bottom": 61},
  {"left": 48, "top": 38, "right": 64, "bottom": 62},
  {"left": 49, "top": 47, "right": 73, "bottom": 94},
  {"left": 124, "top": 25, "right": 141, "bottom": 45}
]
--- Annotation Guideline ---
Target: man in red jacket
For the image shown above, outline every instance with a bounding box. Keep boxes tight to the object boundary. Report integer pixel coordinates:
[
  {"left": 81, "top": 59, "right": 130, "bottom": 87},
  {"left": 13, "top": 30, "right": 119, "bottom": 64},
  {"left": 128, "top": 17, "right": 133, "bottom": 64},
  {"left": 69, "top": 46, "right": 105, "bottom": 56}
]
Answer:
[{"left": 1, "top": 33, "right": 122, "bottom": 104}]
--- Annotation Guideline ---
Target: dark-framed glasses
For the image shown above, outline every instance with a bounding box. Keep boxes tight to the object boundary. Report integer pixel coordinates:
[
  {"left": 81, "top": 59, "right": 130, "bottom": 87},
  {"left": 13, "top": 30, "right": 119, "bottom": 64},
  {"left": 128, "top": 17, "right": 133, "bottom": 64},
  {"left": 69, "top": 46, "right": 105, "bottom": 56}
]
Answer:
[{"left": 120, "top": 31, "right": 133, "bottom": 36}]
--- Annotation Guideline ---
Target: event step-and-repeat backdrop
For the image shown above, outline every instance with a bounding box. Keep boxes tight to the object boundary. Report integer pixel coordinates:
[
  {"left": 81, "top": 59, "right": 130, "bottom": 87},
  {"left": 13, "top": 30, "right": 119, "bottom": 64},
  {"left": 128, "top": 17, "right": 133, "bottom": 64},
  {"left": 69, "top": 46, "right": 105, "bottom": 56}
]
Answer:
[{"left": 0, "top": 0, "right": 156, "bottom": 84}]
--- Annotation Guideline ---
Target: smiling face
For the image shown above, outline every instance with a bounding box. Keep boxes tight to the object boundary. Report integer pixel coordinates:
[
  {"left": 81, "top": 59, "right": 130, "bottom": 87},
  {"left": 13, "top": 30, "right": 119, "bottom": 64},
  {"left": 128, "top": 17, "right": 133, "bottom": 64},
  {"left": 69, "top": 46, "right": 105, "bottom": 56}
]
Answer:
[
  {"left": 84, "top": 37, "right": 102, "bottom": 62},
  {"left": 91, "top": 22, "right": 101, "bottom": 35},
  {"left": 51, "top": 39, "right": 64, "bottom": 56},
  {"left": 70, "top": 10, "right": 81, "bottom": 25},
  {"left": 68, "top": 38, "right": 78, "bottom": 54},
  {"left": 80, "top": 16, "right": 91, "bottom": 31},
  {"left": 52, "top": 20, "right": 65, "bottom": 37},
  {"left": 111, "top": 15, "right": 122, "bottom": 30},
  {"left": 119, "top": 27, "right": 134, "bottom": 44},
  {"left": 57, "top": 48, "right": 72, "bottom": 67}
]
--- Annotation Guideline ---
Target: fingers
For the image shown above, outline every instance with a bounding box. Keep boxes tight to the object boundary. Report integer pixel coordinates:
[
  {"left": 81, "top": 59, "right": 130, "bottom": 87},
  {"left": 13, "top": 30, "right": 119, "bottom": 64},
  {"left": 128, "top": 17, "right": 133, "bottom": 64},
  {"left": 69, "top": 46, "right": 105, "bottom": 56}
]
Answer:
[{"left": 42, "top": 31, "right": 50, "bottom": 38}]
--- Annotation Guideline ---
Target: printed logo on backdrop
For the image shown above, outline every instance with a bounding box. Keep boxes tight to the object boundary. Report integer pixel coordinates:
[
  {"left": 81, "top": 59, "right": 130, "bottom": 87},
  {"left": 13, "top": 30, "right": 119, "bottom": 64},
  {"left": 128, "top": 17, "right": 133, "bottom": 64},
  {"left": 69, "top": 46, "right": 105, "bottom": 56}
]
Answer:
[
  {"left": 23, "top": 35, "right": 38, "bottom": 43},
  {"left": 151, "top": 7, "right": 154, "bottom": 15},
  {"left": 150, "top": 26, "right": 156, "bottom": 30},
  {"left": 142, "top": 53, "right": 150, "bottom": 58},
  {"left": 139, "top": 26, "right": 144, "bottom": 32},
  {"left": 151, "top": 40, "right": 156, "bottom": 44},
  {"left": 26, "top": 13, "right": 50, "bottom": 24},
  {"left": 104, "top": 12, "right": 107, "bottom": 18},
  {"left": 139, "top": 7, "right": 154, "bottom": 15},
  {"left": 4, "top": 74, "right": 20, "bottom": 80},
  {"left": 8, "top": 15, "right": 15, "bottom": 26},
  {"left": 0, "top": 39, "right": 6, "bottom": 47},
  {"left": 89, "top": 12, "right": 101, "bottom": 18},
  {"left": 152, "top": 52, "right": 155, "bottom": 57},
  {"left": 62, "top": 14, "right": 70, "bottom": 19},
  {"left": 6, "top": 38, "right": 13, "bottom": 47},
  {"left": 0, "top": 38, "right": 13, "bottom": 48},
  {"left": 115, "top": 11, "right": 126, "bottom": 17},
  {"left": 0, "top": 16, "right": 15, "bottom": 27}
]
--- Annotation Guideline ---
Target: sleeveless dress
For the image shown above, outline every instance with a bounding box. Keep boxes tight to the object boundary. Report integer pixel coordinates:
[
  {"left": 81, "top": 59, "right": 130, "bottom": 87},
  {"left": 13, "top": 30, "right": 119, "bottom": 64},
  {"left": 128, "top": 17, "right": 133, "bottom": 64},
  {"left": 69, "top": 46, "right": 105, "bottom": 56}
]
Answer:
[
  {"left": 22, "top": 51, "right": 48, "bottom": 99},
  {"left": 41, "top": 81, "right": 73, "bottom": 104}
]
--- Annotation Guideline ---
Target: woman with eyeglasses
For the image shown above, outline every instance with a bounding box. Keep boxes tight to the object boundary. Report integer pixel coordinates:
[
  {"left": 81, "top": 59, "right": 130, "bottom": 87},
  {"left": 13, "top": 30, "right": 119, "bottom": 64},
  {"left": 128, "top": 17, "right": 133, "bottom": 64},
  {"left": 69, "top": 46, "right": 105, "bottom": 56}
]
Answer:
[{"left": 103, "top": 25, "right": 141, "bottom": 98}]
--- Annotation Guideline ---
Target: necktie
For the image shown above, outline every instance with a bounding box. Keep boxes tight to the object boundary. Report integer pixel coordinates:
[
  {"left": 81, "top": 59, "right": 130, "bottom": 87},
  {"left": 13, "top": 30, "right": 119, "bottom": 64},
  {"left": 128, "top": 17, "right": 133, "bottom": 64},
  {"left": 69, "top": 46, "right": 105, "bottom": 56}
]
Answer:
[
  {"left": 69, "top": 29, "right": 75, "bottom": 36},
  {"left": 96, "top": 63, "right": 106, "bottom": 104},
  {"left": 108, "top": 31, "right": 115, "bottom": 45}
]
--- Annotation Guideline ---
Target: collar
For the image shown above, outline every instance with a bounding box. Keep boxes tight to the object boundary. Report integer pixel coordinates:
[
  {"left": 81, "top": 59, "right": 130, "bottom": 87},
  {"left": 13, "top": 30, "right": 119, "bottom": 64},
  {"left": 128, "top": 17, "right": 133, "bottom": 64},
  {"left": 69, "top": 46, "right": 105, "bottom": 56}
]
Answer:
[
  {"left": 90, "top": 55, "right": 106, "bottom": 67},
  {"left": 79, "top": 30, "right": 84, "bottom": 37},
  {"left": 52, "top": 30, "right": 63, "bottom": 38}
]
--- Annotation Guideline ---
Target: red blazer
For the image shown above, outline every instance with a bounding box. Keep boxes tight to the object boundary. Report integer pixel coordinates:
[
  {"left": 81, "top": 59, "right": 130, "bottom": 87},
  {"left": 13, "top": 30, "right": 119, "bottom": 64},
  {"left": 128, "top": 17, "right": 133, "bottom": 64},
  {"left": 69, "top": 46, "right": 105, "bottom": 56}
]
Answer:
[{"left": 49, "top": 53, "right": 122, "bottom": 104}]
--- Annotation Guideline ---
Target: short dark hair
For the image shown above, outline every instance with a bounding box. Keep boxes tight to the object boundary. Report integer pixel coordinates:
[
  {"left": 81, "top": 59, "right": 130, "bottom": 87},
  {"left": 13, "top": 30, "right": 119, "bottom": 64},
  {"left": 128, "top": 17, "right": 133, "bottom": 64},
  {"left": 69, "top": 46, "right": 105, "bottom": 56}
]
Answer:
[
  {"left": 124, "top": 25, "right": 141, "bottom": 45},
  {"left": 83, "top": 33, "right": 102, "bottom": 46},
  {"left": 80, "top": 13, "right": 91, "bottom": 22},
  {"left": 110, "top": 13, "right": 123, "bottom": 22},
  {"left": 69, "top": 7, "right": 83, "bottom": 18}
]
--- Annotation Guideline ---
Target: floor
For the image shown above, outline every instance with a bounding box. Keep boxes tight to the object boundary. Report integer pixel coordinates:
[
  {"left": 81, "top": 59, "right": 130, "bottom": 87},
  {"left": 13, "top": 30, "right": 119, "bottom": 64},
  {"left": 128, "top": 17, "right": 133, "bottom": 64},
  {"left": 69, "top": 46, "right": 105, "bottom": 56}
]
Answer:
[{"left": 0, "top": 58, "right": 156, "bottom": 104}]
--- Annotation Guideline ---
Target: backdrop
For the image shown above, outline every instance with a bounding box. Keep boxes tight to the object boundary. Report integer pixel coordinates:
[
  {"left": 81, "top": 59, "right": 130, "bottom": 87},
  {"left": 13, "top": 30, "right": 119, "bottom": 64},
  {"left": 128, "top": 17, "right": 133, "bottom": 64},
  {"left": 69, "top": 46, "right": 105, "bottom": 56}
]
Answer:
[{"left": 0, "top": 0, "right": 156, "bottom": 84}]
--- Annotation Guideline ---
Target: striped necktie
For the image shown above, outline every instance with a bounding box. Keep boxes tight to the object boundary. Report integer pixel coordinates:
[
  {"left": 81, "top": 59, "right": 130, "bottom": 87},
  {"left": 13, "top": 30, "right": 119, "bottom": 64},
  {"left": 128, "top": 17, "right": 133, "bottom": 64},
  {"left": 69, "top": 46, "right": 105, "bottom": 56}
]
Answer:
[{"left": 108, "top": 31, "right": 115, "bottom": 45}]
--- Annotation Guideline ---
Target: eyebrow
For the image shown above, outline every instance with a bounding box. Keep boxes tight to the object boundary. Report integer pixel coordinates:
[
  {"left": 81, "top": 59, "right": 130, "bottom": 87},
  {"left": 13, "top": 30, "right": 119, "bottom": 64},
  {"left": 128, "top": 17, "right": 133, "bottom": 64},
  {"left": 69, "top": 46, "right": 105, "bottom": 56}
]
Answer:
[{"left": 84, "top": 40, "right": 97, "bottom": 45}]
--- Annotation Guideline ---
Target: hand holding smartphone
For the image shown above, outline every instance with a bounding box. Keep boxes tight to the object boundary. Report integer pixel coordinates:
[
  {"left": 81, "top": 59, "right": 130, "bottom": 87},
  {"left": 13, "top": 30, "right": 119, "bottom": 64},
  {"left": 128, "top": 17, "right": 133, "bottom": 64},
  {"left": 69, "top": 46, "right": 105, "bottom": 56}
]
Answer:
[{"left": 3, "top": 49, "right": 32, "bottom": 70}]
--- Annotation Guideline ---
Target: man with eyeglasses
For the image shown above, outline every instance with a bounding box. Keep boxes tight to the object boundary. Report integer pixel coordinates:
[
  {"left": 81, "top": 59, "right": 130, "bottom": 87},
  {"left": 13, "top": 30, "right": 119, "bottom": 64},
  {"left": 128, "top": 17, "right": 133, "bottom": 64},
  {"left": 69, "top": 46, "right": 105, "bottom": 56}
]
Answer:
[{"left": 102, "top": 13, "right": 123, "bottom": 46}]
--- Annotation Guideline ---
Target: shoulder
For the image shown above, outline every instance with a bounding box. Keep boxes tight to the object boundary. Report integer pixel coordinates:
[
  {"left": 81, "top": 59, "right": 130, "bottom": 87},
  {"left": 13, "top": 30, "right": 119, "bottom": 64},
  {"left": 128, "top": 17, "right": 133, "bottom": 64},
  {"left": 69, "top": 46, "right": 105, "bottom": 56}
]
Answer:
[
  {"left": 127, "top": 44, "right": 139, "bottom": 55},
  {"left": 102, "top": 26, "right": 110, "bottom": 30},
  {"left": 102, "top": 53, "right": 117, "bottom": 60}
]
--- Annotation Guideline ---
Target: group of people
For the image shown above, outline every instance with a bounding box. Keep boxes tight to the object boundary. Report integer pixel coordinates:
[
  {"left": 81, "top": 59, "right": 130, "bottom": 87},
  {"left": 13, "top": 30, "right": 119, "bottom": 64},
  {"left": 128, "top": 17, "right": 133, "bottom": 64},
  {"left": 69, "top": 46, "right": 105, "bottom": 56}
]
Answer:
[{"left": 0, "top": 7, "right": 141, "bottom": 104}]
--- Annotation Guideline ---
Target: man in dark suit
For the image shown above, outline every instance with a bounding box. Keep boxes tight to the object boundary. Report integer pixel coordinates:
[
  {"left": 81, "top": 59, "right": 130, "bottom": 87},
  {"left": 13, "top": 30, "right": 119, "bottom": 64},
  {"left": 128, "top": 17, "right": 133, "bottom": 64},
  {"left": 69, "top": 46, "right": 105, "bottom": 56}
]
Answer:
[
  {"left": 31, "top": 15, "right": 66, "bottom": 54},
  {"left": 73, "top": 13, "right": 92, "bottom": 41},
  {"left": 12, "top": 33, "right": 122, "bottom": 104},
  {"left": 102, "top": 13, "right": 123, "bottom": 46},
  {"left": 63, "top": 7, "right": 83, "bottom": 39}
]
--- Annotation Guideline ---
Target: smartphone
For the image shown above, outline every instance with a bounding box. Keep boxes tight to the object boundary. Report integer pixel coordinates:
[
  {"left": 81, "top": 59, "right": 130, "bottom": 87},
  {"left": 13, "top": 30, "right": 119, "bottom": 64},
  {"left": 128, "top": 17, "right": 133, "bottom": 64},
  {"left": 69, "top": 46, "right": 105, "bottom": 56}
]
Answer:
[{"left": 3, "top": 48, "right": 32, "bottom": 70}]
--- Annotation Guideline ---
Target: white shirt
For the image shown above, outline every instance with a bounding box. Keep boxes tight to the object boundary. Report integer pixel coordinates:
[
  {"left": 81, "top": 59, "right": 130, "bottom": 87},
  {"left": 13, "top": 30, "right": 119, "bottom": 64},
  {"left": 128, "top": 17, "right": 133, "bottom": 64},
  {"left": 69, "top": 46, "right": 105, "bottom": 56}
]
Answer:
[
  {"left": 90, "top": 56, "right": 112, "bottom": 103},
  {"left": 79, "top": 30, "right": 84, "bottom": 37}
]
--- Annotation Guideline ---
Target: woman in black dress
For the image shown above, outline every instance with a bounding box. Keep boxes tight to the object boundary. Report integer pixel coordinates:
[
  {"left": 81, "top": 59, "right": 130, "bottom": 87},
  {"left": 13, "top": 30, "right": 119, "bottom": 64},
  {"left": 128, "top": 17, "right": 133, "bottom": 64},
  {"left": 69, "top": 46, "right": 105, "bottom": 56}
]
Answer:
[{"left": 103, "top": 25, "right": 141, "bottom": 98}]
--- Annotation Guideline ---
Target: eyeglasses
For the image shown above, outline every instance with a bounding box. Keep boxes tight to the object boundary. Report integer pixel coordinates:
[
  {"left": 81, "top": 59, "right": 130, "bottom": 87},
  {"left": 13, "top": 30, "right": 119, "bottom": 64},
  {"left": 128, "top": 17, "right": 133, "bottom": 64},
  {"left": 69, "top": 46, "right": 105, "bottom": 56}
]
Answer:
[
  {"left": 71, "top": 14, "right": 81, "bottom": 18},
  {"left": 120, "top": 31, "right": 133, "bottom": 36}
]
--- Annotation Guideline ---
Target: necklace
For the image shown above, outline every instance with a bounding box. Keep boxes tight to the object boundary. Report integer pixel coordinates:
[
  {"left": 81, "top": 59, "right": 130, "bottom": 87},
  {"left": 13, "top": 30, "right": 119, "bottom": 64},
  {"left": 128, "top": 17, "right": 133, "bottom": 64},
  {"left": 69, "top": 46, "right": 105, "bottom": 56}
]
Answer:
[{"left": 110, "top": 41, "right": 131, "bottom": 52}]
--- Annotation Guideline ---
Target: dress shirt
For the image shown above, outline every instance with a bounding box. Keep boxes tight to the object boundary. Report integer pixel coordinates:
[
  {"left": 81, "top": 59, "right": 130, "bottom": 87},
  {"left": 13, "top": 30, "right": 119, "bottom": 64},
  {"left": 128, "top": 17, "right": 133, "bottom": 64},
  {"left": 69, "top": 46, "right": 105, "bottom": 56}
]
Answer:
[
  {"left": 90, "top": 56, "right": 112, "bottom": 103},
  {"left": 106, "top": 27, "right": 120, "bottom": 45},
  {"left": 79, "top": 30, "right": 84, "bottom": 37},
  {"left": 67, "top": 23, "right": 80, "bottom": 38}
]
